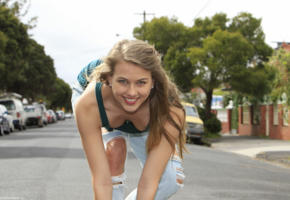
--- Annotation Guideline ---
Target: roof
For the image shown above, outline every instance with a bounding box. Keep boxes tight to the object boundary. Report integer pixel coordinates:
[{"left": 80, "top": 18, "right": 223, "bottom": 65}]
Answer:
[
  {"left": 275, "top": 42, "right": 290, "bottom": 51},
  {"left": 0, "top": 92, "right": 22, "bottom": 99}
]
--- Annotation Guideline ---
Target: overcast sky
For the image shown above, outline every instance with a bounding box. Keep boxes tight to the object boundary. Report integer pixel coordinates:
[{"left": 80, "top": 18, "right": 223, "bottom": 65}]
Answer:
[{"left": 25, "top": 0, "right": 290, "bottom": 85}]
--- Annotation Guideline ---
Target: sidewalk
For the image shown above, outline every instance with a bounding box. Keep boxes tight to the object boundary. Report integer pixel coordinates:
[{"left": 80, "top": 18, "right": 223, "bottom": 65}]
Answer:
[{"left": 209, "top": 134, "right": 290, "bottom": 167}]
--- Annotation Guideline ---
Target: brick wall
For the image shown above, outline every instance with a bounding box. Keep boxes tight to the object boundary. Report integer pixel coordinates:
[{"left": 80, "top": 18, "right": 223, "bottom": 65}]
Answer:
[{"left": 238, "top": 104, "right": 290, "bottom": 140}]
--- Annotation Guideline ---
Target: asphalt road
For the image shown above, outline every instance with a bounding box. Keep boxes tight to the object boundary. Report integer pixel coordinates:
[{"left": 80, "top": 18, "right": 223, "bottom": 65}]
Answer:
[{"left": 0, "top": 119, "right": 289, "bottom": 200}]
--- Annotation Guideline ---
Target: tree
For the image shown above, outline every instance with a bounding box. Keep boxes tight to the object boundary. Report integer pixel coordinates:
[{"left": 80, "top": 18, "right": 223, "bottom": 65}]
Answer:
[
  {"left": 133, "top": 17, "right": 189, "bottom": 56},
  {"left": 0, "top": 0, "right": 37, "bottom": 29},
  {"left": 0, "top": 31, "right": 8, "bottom": 91},
  {"left": 0, "top": 4, "right": 31, "bottom": 92},
  {"left": 267, "top": 49, "right": 290, "bottom": 105},
  {"left": 133, "top": 13, "right": 274, "bottom": 120},
  {"left": 0, "top": 2, "right": 70, "bottom": 110},
  {"left": 22, "top": 38, "right": 57, "bottom": 100},
  {"left": 48, "top": 78, "right": 72, "bottom": 111},
  {"left": 187, "top": 29, "right": 255, "bottom": 117}
]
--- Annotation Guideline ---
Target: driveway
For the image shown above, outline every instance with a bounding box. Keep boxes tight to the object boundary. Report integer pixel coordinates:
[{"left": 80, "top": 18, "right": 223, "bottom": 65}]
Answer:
[{"left": 210, "top": 134, "right": 290, "bottom": 168}]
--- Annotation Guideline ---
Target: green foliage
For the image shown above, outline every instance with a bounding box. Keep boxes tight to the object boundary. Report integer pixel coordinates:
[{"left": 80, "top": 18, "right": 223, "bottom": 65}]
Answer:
[
  {"left": 230, "top": 64, "right": 276, "bottom": 101},
  {"left": 48, "top": 78, "right": 72, "bottom": 111},
  {"left": 133, "top": 17, "right": 189, "bottom": 56},
  {"left": 133, "top": 12, "right": 274, "bottom": 120},
  {"left": 197, "top": 106, "right": 221, "bottom": 134},
  {"left": 0, "top": 0, "right": 37, "bottom": 28},
  {"left": 187, "top": 29, "right": 254, "bottom": 90},
  {"left": 267, "top": 49, "right": 290, "bottom": 105},
  {"left": 164, "top": 42, "right": 195, "bottom": 92},
  {"left": 205, "top": 115, "right": 222, "bottom": 134},
  {"left": 213, "top": 88, "right": 226, "bottom": 96},
  {"left": 229, "top": 13, "right": 273, "bottom": 64},
  {"left": 0, "top": 4, "right": 30, "bottom": 92},
  {"left": 0, "top": 3, "right": 71, "bottom": 110}
]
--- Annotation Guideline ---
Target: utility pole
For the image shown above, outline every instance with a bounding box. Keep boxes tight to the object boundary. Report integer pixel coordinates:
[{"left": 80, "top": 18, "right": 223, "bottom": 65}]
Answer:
[
  {"left": 135, "top": 11, "right": 155, "bottom": 40},
  {"left": 135, "top": 10, "right": 155, "bottom": 24}
]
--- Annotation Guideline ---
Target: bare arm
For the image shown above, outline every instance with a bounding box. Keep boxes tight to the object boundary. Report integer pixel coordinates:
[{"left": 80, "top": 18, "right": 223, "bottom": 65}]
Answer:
[
  {"left": 74, "top": 84, "right": 112, "bottom": 200},
  {"left": 137, "top": 107, "right": 184, "bottom": 200}
]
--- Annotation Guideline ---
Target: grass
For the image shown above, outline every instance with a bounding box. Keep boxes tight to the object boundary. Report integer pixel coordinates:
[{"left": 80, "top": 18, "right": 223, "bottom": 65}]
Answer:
[
  {"left": 200, "top": 132, "right": 221, "bottom": 147},
  {"left": 204, "top": 132, "right": 221, "bottom": 139}
]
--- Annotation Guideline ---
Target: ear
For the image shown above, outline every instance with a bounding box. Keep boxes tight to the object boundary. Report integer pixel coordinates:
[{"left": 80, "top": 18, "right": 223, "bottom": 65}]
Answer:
[{"left": 107, "top": 76, "right": 113, "bottom": 86}]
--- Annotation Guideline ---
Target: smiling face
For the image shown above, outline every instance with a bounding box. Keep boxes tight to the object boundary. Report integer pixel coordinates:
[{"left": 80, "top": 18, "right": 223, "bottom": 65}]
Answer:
[{"left": 109, "top": 60, "right": 154, "bottom": 113}]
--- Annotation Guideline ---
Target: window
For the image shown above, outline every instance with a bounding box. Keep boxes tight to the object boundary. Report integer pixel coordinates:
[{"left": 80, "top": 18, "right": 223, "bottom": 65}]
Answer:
[
  {"left": 184, "top": 105, "right": 199, "bottom": 117},
  {"left": 0, "top": 100, "right": 15, "bottom": 110},
  {"left": 24, "top": 107, "right": 35, "bottom": 112}
]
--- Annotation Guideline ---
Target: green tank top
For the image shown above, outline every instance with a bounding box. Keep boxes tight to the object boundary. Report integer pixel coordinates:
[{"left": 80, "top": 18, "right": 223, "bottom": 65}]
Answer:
[{"left": 95, "top": 82, "right": 149, "bottom": 134}]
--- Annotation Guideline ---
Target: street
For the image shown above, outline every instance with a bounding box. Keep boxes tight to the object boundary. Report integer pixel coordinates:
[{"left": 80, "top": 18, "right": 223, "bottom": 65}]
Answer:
[{"left": 0, "top": 119, "right": 290, "bottom": 200}]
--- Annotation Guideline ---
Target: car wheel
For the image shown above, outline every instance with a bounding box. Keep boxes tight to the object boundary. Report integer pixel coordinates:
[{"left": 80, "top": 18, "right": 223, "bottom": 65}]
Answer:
[
  {"left": 4, "top": 128, "right": 10, "bottom": 135},
  {"left": 0, "top": 127, "right": 3, "bottom": 136},
  {"left": 193, "top": 137, "right": 202, "bottom": 145}
]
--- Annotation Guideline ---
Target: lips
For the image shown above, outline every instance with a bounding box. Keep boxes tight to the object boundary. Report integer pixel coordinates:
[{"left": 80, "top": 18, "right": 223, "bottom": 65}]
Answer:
[{"left": 124, "top": 97, "right": 138, "bottom": 105}]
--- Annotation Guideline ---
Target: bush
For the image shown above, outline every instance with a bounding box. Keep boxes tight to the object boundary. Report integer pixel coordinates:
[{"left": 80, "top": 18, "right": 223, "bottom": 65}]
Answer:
[
  {"left": 204, "top": 115, "right": 222, "bottom": 134},
  {"left": 197, "top": 107, "right": 222, "bottom": 135}
]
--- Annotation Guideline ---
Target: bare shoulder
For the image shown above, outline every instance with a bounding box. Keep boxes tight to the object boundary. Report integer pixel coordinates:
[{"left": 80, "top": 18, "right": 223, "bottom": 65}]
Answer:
[
  {"left": 74, "top": 81, "right": 101, "bottom": 129},
  {"left": 75, "top": 82, "right": 97, "bottom": 111}
]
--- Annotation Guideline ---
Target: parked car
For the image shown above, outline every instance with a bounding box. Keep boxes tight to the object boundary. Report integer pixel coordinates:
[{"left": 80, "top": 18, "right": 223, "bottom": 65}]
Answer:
[
  {"left": 65, "top": 112, "right": 73, "bottom": 119},
  {"left": 0, "top": 104, "right": 14, "bottom": 132},
  {"left": 47, "top": 109, "right": 57, "bottom": 123},
  {"left": 24, "top": 104, "right": 45, "bottom": 127},
  {"left": 0, "top": 107, "right": 10, "bottom": 135},
  {"left": 182, "top": 102, "right": 204, "bottom": 143},
  {"left": 56, "top": 110, "right": 65, "bottom": 120},
  {"left": 0, "top": 93, "right": 26, "bottom": 130},
  {"left": 37, "top": 103, "right": 48, "bottom": 125}
]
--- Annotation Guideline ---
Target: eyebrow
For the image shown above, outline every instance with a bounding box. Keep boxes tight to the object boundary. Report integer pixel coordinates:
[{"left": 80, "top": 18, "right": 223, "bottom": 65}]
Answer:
[{"left": 117, "top": 77, "right": 150, "bottom": 81}]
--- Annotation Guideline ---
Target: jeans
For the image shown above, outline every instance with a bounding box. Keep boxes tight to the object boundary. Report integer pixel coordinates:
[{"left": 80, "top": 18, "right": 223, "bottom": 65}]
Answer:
[{"left": 71, "top": 81, "right": 185, "bottom": 200}]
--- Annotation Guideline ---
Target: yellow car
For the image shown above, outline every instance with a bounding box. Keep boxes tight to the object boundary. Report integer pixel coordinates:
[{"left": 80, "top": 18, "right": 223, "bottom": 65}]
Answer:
[{"left": 182, "top": 102, "right": 204, "bottom": 143}]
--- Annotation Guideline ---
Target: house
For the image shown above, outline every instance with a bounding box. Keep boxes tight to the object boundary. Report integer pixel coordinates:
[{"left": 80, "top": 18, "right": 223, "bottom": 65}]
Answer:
[{"left": 238, "top": 42, "right": 290, "bottom": 140}]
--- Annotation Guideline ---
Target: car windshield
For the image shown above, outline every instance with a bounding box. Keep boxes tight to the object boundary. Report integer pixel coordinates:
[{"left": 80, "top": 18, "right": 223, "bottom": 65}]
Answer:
[
  {"left": 184, "top": 105, "right": 199, "bottom": 117},
  {"left": 0, "top": 100, "right": 15, "bottom": 110}
]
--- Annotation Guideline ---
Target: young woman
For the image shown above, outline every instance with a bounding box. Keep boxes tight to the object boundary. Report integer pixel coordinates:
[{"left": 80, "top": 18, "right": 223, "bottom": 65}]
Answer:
[{"left": 72, "top": 39, "right": 186, "bottom": 200}]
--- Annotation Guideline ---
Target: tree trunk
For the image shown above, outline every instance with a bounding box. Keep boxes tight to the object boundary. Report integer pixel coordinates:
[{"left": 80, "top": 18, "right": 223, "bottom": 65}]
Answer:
[{"left": 205, "top": 90, "right": 213, "bottom": 120}]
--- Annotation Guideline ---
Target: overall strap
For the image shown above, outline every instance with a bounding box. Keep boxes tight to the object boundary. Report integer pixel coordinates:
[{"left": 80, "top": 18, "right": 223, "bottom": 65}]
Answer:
[{"left": 95, "top": 82, "right": 113, "bottom": 131}]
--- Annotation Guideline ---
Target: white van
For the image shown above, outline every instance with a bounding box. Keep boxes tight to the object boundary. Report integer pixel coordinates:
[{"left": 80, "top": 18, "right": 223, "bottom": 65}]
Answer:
[
  {"left": 0, "top": 104, "right": 14, "bottom": 132},
  {"left": 24, "top": 103, "right": 48, "bottom": 127},
  {"left": 0, "top": 93, "right": 26, "bottom": 130}
]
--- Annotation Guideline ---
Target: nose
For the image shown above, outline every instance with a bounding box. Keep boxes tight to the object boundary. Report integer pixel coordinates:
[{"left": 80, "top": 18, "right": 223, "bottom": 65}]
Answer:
[{"left": 127, "top": 84, "right": 137, "bottom": 96}]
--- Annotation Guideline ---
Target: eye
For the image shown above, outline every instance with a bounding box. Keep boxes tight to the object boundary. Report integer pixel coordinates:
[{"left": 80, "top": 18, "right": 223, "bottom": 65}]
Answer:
[
  {"left": 137, "top": 80, "right": 147, "bottom": 86},
  {"left": 118, "top": 79, "right": 128, "bottom": 85}
]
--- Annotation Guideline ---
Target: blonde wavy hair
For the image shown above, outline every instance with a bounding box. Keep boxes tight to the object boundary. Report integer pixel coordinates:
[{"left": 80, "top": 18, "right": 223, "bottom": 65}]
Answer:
[{"left": 89, "top": 39, "right": 186, "bottom": 158}]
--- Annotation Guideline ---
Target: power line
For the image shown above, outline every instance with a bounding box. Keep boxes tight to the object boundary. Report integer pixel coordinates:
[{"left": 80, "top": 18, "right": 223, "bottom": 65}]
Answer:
[{"left": 194, "top": 0, "right": 212, "bottom": 20}]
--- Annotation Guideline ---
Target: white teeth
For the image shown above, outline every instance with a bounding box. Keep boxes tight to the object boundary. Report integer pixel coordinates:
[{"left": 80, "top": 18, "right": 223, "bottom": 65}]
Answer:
[{"left": 125, "top": 98, "right": 137, "bottom": 102}]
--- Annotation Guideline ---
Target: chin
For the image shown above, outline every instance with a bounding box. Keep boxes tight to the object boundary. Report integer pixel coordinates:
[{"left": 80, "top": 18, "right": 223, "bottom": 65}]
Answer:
[{"left": 121, "top": 105, "right": 140, "bottom": 113}]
